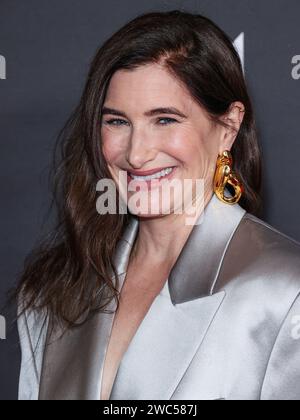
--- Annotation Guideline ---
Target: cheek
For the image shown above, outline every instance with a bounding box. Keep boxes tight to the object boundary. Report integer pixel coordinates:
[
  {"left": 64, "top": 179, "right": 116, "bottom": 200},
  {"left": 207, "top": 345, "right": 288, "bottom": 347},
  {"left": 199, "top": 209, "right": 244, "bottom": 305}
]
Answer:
[
  {"left": 101, "top": 132, "right": 127, "bottom": 164},
  {"left": 166, "top": 129, "right": 205, "bottom": 166},
  {"left": 167, "top": 130, "right": 215, "bottom": 178}
]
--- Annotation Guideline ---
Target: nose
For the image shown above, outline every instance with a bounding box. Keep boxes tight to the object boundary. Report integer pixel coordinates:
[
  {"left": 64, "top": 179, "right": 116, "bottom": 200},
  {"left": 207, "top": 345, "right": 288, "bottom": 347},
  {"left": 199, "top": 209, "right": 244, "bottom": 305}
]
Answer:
[{"left": 126, "top": 132, "right": 157, "bottom": 169}]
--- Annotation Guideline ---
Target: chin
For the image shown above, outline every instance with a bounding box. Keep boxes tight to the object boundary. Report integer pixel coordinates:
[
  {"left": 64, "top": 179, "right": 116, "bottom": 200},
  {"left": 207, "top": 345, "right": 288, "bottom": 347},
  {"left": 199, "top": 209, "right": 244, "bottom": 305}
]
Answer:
[
  {"left": 128, "top": 205, "right": 175, "bottom": 219},
  {"left": 134, "top": 213, "right": 171, "bottom": 221}
]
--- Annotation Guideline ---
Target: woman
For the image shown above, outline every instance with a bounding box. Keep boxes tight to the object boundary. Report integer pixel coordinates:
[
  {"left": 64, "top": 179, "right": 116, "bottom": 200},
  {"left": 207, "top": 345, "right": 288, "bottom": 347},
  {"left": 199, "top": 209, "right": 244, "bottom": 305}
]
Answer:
[{"left": 16, "top": 10, "right": 300, "bottom": 400}]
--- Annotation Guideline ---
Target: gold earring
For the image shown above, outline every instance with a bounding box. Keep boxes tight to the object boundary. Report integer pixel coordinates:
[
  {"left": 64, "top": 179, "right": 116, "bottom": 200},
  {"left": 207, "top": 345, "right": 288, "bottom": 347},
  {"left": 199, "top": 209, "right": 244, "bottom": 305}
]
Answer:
[{"left": 213, "top": 150, "right": 243, "bottom": 204}]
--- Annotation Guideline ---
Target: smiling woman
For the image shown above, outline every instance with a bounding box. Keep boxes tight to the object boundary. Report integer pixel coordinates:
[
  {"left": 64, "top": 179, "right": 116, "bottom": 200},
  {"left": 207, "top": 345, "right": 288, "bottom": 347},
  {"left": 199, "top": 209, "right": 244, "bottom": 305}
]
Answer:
[{"left": 15, "top": 9, "right": 300, "bottom": 401}]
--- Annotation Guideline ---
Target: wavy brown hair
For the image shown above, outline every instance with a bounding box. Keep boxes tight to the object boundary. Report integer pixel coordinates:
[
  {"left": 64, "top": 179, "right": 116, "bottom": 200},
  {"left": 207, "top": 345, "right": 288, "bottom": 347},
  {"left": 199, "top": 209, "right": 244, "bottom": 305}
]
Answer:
[{"left": 15, "top": 10, "right": 262, "bottom": 328}]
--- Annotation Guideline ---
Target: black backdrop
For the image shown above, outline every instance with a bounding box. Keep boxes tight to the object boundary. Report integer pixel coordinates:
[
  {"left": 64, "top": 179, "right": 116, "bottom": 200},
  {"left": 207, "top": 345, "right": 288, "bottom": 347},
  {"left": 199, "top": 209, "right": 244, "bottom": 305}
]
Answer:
[{"left": 1, "top": 0, "right": 300, "bottom": 400}]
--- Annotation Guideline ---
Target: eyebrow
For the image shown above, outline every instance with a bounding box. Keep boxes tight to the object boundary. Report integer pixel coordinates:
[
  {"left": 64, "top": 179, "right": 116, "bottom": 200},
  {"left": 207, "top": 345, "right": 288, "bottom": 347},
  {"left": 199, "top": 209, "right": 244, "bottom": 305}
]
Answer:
[{"left": 101, "top": 106, "right": 188, "bottom": 119}]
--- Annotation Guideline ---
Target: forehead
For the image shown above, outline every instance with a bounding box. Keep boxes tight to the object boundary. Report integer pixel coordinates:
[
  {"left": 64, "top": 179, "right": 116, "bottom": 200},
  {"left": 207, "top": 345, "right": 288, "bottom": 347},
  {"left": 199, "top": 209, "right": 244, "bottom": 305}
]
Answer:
[{"left": 104, "top": 63, "right": 194, "bottom": 113}]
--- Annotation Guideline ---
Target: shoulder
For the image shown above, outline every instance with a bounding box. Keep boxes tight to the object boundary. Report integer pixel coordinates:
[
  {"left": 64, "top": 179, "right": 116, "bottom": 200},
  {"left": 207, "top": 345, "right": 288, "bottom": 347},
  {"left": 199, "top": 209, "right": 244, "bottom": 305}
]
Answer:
[
  {"left": 17, "top": 299, "right": 49, "bottom": 352},
  {"left": 237, "top": 212, "right": 300, "bottom": 287},
  {"left": 215, "top": 211, "right": 300, "bottom": 316},
  {"left": 17, "top": 293, "right": 49, "bottom": 400},
  {"left": 238, "top": 211, "right": 300, "bottom": 257}
]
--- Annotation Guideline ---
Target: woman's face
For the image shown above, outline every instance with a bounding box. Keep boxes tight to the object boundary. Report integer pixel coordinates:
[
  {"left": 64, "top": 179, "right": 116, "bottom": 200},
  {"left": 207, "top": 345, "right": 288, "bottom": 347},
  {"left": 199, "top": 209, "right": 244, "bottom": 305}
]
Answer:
[{"left": 101, "top": 63, "right": 236, "bottom": 219}]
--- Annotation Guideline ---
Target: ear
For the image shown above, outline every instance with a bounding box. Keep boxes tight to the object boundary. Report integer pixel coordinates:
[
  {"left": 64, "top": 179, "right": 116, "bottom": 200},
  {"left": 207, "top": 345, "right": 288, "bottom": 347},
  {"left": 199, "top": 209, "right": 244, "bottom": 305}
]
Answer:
[{"left": 219, "top": 101, "right": 245, "bottom": 151}]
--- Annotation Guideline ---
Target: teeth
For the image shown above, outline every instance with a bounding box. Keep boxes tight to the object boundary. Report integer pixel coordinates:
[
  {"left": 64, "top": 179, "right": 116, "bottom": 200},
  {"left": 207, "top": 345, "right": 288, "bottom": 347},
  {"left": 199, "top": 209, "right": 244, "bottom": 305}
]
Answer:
[{"left": 130, "top": 167, "right": 173, "bottom": 181}]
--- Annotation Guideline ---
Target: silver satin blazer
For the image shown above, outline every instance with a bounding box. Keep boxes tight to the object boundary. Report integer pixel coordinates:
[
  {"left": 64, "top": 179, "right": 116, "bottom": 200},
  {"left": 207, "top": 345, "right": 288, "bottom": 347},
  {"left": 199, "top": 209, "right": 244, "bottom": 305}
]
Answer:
[{"left": 17, "top": 191, "right": 300, "bottom": 400}]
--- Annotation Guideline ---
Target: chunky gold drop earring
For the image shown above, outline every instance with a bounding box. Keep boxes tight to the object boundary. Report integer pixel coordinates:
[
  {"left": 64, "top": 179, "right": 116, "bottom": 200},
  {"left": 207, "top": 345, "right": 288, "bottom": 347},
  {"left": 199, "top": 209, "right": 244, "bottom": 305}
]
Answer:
[{"left": 213, "top": 150, "right": 243, "bottom": 204}]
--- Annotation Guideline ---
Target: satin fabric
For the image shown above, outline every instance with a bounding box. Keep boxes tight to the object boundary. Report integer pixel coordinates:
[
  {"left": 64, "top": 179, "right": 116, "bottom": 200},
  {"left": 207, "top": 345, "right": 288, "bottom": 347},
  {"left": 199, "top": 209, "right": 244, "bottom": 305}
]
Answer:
[{"left": 17, "top": 190, "right": 300, "bottom": 400}]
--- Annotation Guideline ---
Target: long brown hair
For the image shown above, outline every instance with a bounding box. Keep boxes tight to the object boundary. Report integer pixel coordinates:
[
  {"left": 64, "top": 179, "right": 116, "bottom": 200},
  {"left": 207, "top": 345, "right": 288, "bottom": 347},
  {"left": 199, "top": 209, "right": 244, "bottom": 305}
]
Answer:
[{"left": 15, "top": 10, "right": 262, "bottom": 328}]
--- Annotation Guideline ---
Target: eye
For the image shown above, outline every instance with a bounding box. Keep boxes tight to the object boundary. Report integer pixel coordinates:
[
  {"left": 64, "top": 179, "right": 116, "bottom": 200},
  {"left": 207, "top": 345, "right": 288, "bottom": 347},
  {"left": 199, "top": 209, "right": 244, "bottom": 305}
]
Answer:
[
  {"left": 102, "top": 118, "right": 129, "bottom": 126},
  {"left": 157, "top": 117, "right": 178, "bottom": 125}
]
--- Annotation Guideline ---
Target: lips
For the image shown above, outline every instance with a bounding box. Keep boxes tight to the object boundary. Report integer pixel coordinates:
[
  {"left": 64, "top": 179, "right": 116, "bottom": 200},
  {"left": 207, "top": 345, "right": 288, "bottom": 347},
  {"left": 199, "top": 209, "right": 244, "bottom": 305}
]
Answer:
[
  {"left": 127, "top": 166, "right": 176, "bottom": 177},
  {"left": 125, "top": 166, "right": 177, "bottom": 190}
]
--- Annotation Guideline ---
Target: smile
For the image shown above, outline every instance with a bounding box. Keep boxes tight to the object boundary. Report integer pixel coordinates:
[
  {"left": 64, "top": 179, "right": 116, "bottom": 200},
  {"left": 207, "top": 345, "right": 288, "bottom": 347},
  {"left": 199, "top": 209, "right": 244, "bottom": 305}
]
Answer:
[{"left": 129, "top": 167, "right": 175, "bottom": 181}]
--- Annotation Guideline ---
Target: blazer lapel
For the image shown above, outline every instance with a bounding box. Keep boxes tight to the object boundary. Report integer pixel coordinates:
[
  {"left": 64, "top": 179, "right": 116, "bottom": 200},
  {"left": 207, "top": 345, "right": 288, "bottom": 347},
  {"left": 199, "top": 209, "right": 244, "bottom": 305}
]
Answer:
[
  {"left": 38, "top": 189, "right": 246, "bottom": 400},
  {"left": 109, "top": 285, "right": 225, "bottom": 400}
]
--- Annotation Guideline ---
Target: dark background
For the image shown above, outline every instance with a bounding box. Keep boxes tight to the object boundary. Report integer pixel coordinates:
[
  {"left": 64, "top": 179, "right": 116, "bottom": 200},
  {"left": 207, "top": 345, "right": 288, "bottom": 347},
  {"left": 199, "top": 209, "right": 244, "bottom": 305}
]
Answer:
[{"left": 0, "top": 0, "right": 299, "bottom": 400}]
